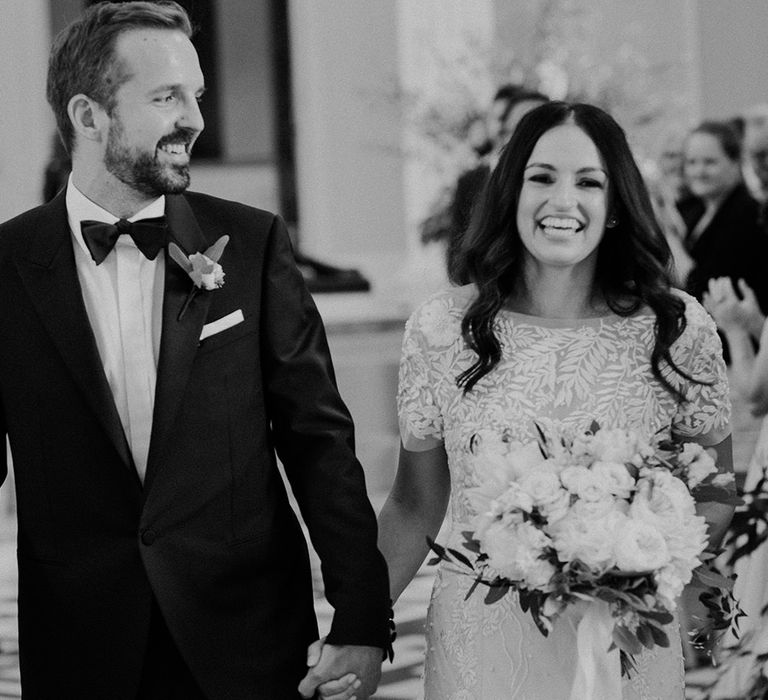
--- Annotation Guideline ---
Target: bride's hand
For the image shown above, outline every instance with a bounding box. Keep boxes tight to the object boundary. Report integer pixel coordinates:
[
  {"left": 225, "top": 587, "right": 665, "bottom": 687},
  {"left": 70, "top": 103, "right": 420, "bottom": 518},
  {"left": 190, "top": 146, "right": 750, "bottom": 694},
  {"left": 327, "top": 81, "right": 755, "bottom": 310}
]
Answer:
[{"left": 300, "top": 637, "right": 363, "bottom": 699}]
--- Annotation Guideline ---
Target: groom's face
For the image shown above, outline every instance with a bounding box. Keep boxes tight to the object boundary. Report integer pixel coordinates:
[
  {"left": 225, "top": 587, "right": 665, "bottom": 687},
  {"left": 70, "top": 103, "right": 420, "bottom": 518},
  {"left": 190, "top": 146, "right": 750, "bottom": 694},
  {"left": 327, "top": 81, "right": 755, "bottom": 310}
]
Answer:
[{"left": 102, "top": 28, "right": 205, "bottom": 197}]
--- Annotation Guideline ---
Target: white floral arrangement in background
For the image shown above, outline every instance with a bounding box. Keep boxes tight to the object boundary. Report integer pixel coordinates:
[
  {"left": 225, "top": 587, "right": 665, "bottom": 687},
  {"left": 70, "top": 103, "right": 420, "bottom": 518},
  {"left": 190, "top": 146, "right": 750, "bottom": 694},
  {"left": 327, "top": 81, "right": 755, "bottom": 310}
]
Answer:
[{"left": 387, "top": 0, "right": 696, "bottom": 246}]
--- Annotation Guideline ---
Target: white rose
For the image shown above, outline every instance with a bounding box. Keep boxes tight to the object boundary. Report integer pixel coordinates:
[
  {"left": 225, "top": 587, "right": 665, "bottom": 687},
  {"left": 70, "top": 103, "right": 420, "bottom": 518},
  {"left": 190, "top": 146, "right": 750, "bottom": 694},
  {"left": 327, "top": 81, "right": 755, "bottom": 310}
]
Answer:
[
  {"left": 712, "top": 473, "right": 735, "bottom": 488},
  {"left": 678, "top": 443, "right": 717, "bottom": 488},
  {"left": 494, "top": 482, "right": 535, "bottom": 516},
  {"left": 591, "top": 461, "right": 636, "bottom": 499},
  {"left": 569, "top": 496, "right": 625, "bottom": 520},
  {"left": 189, "top": 253, "right": 225, "bottom": 290},
  {"left": 526, "top": 558, "right": 558, "bottom": 589},
  {"left": 586, "top": 427, "right": 645, "bottom": 464},
  {"left": 539, "top": 488, "right": 572, "bottom": 524},
  {"left": 518, "top": 470, "right": 562, "bottom": 507},
  {"left": 468, "top": 438, "right": 550, "bottom": 516},
  {"left": 507, "top": 442, "right": 551, "bottom": 480},
  {"left": 614, "top": 519, "right": 671, "bottom": 572},
  {"left": 630, "top": 471, "right": 696, "bottom": 535},
  {"left": 551, "top": 509, "right": 626, "bottom": 572},
  {"left": 466, "top": 454, "right": 515, "bottom": 514},
  {"left": 655, "top": 565, "right": 685, "bottom": 610},
  {"left": 481, "top": 520, "right": 552, "bottom": 584},
  {"left": 560, "top": 466, "right": 610, "bottom": 502},
  {"left": 663, "top": 515, "right": 709, "bottom": 569}
]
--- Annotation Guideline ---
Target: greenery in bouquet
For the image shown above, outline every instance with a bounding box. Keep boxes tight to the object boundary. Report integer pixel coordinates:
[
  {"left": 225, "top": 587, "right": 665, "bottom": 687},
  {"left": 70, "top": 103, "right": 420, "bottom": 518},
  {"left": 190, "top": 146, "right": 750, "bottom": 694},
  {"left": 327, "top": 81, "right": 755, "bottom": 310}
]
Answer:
[
  {"left": 698, "top": 470, "right": 768, "bottom": 699},
  {"left": 428, "top": 421, "right": 741, "bottom": 676}
]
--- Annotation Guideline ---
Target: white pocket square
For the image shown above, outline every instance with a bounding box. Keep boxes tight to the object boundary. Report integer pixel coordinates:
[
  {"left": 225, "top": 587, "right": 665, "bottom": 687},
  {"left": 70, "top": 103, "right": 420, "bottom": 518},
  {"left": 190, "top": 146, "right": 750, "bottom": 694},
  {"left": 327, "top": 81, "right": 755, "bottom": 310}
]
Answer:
[{"left": 199, "top": 309, "right": 244, "bottom": 341}]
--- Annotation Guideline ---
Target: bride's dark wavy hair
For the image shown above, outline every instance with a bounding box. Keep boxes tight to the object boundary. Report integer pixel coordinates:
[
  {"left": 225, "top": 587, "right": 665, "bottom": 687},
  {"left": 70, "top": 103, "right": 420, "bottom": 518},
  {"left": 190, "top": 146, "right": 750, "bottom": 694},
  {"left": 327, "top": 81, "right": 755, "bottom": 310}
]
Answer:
[{"left": 453, "top": 101, "right": 693, "bottom": 399}]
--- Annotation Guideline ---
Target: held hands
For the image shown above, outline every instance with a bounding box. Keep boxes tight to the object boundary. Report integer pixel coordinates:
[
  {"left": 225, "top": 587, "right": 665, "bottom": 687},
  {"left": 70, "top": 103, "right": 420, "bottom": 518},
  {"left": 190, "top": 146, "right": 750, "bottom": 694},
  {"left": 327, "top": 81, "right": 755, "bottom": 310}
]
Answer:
[
  {"left": 703, "top": 277, "right": 765, "bottom": 339},
  {"left": 298, "top": 637, "right": 382, "bottom": 700}
]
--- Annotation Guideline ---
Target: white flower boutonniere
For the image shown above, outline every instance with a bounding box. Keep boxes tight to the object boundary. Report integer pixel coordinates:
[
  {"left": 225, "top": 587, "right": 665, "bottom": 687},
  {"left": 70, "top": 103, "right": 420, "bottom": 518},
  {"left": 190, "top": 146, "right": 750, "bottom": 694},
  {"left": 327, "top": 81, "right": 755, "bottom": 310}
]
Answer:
[{"left": 168, "top": 235, "right": 229, "bottom": 320}]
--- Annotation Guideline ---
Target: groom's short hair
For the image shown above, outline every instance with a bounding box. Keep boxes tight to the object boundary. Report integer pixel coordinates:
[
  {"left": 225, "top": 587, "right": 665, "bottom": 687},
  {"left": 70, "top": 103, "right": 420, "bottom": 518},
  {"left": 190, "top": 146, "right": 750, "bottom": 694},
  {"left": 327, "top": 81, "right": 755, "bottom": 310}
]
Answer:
[{"left": 46, "top": 1, "right": 193, "bottom": 156}]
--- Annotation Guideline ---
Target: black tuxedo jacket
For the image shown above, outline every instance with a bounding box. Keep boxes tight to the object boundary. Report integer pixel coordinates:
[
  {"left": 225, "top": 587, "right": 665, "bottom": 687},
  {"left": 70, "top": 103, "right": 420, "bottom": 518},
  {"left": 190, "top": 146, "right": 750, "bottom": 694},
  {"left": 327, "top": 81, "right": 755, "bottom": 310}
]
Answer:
[{"left": 0, "top": 190, "right": 390, "bottom": 699}]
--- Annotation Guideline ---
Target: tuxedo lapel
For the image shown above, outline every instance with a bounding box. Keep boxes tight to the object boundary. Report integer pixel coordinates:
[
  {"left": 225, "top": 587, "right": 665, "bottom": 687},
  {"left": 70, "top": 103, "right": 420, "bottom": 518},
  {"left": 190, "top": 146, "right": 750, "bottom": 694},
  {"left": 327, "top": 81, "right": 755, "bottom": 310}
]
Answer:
[
  {"left": 145, "top": 195, "right": 211, "bottom": 489},
  {"left": 15, "top": 193, "right": 135, "bottom": 473}
]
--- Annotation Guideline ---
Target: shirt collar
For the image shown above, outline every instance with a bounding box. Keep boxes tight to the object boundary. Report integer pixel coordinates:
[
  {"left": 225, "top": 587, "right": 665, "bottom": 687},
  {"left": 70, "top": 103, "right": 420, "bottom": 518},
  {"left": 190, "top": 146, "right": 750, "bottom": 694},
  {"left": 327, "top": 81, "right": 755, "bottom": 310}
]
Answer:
[{"left": 66, "top": 174, "right": 166, "bottom": 259}]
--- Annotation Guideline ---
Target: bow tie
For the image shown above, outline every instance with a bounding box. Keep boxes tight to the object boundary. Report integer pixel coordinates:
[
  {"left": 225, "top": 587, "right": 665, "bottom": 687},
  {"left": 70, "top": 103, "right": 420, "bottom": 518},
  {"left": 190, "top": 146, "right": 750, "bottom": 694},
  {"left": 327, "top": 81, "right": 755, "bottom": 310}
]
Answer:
[{"left": 80, "top": 217, "right": 168, "bottom": 265}]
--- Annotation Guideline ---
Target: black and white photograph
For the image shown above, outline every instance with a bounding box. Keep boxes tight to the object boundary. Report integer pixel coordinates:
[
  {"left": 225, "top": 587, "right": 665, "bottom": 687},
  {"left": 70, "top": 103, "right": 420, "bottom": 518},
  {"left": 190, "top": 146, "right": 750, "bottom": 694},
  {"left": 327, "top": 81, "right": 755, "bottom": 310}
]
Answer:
[{"left": 1, "top": 1, "right": 768, "bottom": 698}]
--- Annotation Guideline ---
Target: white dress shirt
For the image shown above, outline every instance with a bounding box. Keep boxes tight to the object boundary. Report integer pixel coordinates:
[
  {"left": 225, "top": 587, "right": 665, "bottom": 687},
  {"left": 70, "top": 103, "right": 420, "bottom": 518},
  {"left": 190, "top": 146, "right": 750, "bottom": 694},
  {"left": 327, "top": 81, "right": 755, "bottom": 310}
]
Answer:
[{"left": 66, "top": 176, "right": 165, "bottom": 482}]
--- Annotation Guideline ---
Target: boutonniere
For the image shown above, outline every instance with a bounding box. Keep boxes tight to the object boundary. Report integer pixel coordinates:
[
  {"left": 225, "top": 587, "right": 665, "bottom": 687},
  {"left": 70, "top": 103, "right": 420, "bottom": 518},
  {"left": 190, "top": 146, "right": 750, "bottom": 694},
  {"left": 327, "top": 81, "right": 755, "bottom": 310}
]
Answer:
[{"left": 168, "top": 235, "right": 229, "bottom": 320}]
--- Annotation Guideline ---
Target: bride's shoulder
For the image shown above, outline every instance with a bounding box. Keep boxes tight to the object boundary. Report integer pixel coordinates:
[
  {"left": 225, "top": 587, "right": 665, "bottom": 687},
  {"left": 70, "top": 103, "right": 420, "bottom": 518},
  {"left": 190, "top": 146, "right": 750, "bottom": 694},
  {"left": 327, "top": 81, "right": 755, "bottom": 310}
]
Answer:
[
  {"left": 404, "top": 285, "right": 475, "bottom": 347},
  {"left": 669, "top": 288, "right": 714, "bottom": 329},
  {"left": 631, "top": 289, "right": 711, "bottom": 328},
  {"left": 409, "top": 284, "right": 476, "bottom": 320}
]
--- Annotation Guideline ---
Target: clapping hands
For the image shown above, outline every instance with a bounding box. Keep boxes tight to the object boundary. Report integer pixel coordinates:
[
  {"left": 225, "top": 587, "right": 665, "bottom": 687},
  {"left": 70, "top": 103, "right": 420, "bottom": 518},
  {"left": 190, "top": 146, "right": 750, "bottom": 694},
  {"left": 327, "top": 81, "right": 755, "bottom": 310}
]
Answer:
[{"left": 703, "top": 277, "right": 766, "bottom": 340}]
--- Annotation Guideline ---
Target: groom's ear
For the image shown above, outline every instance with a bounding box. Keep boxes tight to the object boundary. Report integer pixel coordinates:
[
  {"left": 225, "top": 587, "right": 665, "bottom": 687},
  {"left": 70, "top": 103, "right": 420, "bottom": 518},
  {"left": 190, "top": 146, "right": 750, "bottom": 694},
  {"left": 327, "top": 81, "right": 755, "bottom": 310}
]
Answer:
[{"left": 67, "top": 93, "right": 108, "bottom": 147}]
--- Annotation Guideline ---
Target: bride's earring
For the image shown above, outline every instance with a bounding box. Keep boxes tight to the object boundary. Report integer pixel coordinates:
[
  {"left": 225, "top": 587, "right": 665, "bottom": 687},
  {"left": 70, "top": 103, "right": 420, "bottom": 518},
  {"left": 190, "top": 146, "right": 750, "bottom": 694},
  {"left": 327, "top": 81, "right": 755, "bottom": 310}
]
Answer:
[{"left": 606, "top": 214, "right": 619, "bottom": 228}]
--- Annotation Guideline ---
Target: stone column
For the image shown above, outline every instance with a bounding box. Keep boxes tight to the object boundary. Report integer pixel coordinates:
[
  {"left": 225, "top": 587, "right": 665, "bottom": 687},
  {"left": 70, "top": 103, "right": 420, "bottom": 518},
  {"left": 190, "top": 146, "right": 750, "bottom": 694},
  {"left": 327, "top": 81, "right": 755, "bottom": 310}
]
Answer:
[{"left": 0, "top": 0, "right": 54, "bottom": 223}]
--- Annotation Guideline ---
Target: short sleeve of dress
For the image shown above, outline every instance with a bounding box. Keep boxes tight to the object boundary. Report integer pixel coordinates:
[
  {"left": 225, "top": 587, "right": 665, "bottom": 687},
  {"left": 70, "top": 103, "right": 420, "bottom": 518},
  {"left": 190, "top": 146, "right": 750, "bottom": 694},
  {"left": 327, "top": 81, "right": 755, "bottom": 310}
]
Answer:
[
  {"left": 397, "top": 292, "right": 463, "bottom": 452},
  {"left": 667, "top": 293, "right": 731, "bottom": 445}
]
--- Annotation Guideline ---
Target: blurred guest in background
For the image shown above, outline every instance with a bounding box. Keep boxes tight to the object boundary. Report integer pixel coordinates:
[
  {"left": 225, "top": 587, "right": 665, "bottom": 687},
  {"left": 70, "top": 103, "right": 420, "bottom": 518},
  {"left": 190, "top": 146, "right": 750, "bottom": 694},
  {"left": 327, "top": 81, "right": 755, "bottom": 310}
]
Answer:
[
  {"left": 743, "top": 121, "right": 768, "bottom": 203},
  {"left": 446, "top": 85, "right": 548, "bottom": 281},
  {"left": 679, "top": 118, "right": 768, "bottom": 507},
  {"left": 657, "top": 126, "right": 690, "bottom": 201},
  {"left": 418, "top": 86, "right": 531, "bottom": 251},
  {"left": 741, "top": 103, "right": 768, "bottom": 200},
  {"left": 645, "top": 124, "right": 691, "bottom": 284},
  {"left": 678, "top": 120, "right": 768, "bottom": 324}
]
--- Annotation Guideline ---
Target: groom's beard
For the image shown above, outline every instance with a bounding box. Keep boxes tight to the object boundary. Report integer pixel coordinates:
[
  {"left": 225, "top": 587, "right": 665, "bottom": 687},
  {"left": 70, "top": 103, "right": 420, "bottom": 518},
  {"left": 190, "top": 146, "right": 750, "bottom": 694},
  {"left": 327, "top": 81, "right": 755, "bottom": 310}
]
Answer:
[{"left": 104, "top": 118, "right": 194, "bottom": 197}]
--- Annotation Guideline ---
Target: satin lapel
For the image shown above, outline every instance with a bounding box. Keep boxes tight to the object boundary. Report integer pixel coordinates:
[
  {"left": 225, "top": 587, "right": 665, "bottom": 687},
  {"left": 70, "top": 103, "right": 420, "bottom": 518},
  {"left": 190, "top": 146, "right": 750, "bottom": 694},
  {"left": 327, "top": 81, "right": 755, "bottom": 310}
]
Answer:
[
  {"left": 145, "top": 195, "right": 211, "bottom": 489},
  {"left": 15, "top": 193, "right": 135, "bottom": 472}
]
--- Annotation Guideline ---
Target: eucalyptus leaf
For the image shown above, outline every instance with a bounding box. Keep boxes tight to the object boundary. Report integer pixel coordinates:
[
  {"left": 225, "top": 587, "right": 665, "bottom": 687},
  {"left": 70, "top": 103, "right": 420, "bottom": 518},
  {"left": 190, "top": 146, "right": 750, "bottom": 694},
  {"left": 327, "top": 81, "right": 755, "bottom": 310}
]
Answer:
[{"left": 484, "top": 584, "right": 510, "bottom": 605}]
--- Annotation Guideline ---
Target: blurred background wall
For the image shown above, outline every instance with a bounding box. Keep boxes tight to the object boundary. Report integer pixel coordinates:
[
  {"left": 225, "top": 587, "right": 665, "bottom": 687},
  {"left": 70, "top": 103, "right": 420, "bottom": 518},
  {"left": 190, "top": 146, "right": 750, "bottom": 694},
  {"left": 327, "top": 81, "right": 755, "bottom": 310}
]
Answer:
[{"left": 1, "top": 0, "right": 766, "bottom": 496}]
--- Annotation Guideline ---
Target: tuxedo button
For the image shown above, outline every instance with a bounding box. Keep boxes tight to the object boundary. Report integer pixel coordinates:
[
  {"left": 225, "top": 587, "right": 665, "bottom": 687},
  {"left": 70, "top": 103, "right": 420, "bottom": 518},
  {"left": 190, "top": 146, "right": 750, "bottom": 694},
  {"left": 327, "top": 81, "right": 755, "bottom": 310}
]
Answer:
[{"left": 140, "top": 528, "right": 157, "bottom": 546}]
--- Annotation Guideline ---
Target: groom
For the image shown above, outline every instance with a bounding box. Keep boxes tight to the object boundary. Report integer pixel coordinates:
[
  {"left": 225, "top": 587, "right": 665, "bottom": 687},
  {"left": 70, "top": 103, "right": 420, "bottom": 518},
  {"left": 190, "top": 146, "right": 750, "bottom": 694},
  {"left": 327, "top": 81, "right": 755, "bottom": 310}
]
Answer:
[{"left": 0, "top": 1, "right": 391, "bottom": 698}]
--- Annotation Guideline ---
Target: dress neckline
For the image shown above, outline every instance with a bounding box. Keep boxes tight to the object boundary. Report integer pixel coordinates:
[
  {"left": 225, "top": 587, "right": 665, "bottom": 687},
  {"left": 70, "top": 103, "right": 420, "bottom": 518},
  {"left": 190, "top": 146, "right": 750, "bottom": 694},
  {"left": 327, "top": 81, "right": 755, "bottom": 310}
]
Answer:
[{"left": 497, "top": 307, "right": 651, "bottom": 328}]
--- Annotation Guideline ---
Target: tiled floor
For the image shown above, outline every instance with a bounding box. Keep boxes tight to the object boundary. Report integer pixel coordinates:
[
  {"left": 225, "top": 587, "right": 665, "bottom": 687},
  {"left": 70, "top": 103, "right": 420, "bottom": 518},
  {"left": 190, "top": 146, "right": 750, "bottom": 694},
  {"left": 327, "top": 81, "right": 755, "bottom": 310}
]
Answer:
[
  {"left": 315, "top": 563, "right": 431, "bottom": 700},
  {"left": 0, "top": 531, "right": 19, "bottom": 699},
  {"left": 0, "top": 523, "right": 428, "bottom": 700}
]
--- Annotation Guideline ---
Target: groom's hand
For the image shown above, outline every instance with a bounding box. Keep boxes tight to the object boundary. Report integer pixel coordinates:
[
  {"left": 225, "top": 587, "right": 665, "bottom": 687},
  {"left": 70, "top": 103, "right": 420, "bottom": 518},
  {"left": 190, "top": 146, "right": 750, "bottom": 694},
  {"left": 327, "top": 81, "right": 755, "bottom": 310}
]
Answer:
[{"left": 298, "top": 641, "right": 382, "bottom": 699}]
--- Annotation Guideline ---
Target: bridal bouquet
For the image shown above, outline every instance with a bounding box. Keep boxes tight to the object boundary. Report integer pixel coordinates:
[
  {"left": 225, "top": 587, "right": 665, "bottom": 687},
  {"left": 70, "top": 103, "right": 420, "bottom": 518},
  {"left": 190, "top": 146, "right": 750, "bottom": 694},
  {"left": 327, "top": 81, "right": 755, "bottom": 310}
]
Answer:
[{"left": 429, "top": 421, "right": 741, "bottom": 682}]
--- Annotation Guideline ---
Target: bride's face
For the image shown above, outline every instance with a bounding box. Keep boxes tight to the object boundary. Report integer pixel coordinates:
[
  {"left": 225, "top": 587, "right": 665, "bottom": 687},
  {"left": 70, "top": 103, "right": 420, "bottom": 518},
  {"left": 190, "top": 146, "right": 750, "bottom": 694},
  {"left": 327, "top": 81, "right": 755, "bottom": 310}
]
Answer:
[{"left": 516, "top": 124, "right": 609, "bottom": 275}]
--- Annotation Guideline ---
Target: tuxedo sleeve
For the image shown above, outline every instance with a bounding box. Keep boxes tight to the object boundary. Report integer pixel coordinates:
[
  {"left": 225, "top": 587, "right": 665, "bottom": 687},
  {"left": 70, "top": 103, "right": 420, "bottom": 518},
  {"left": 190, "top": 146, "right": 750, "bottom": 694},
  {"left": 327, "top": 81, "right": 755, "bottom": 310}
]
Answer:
[{"left": 259, "top": 215, "right": 392, "bottom": 650}]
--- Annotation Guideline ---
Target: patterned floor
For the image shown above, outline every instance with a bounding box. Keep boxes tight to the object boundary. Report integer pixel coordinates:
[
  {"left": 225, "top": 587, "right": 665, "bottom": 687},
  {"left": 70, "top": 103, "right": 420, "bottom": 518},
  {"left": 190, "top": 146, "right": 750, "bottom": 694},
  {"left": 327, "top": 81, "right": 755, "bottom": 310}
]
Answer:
[
  {"left": 0, "top": 531, "right": 19, "bottom": 698},
  {"left": 0, "top": 532, "right": 725, "bottom": 700},
  {"left": 315, "top": 563, "right": 432, "bottom": 700},
  {"left": 0, "top": 524, "right": 728, "bottom": 699},
  {"left": 0, "top": 523, "right": 430, "bottom": 699}
]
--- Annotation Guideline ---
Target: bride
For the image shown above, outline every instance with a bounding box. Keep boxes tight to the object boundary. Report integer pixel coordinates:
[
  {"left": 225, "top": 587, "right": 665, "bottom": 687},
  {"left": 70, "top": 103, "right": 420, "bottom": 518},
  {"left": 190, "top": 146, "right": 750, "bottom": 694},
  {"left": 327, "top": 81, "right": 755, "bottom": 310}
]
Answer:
[{"left": 376, "top": 102, "right": 735, "bottom": 699}]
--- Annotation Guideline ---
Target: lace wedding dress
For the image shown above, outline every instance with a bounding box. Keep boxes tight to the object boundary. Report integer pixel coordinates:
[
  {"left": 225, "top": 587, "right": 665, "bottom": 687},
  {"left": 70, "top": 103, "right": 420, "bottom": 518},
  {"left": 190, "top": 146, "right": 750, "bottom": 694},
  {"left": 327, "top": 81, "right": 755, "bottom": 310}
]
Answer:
[{"left": 397, "top": 285, "right": 731, "bottom": 700}]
